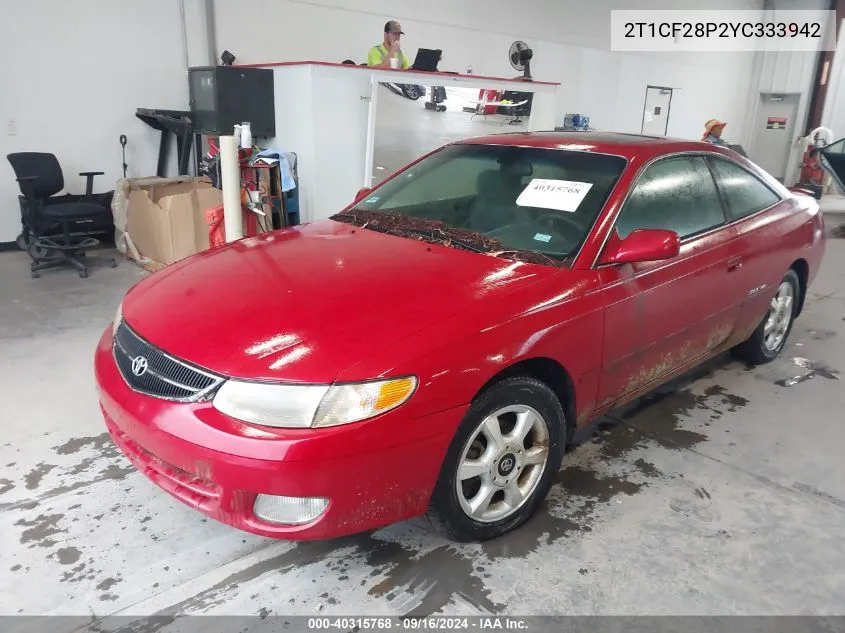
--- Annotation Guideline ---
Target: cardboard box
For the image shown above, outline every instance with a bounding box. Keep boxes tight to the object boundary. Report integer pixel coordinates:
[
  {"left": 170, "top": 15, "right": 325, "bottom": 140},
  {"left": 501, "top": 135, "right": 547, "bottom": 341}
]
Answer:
[{"left": 125, "top": 177, "right": 223, "bottom": 265}]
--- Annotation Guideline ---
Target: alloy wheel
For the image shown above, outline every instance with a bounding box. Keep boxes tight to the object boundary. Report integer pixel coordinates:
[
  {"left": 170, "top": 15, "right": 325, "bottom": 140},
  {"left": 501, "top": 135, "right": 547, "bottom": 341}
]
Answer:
[
  {"left": 763, "top": 281, "right": 795, "bottom": 352},
  {"left": 455, "top": 404, "right": 550, "bottom": 523}
]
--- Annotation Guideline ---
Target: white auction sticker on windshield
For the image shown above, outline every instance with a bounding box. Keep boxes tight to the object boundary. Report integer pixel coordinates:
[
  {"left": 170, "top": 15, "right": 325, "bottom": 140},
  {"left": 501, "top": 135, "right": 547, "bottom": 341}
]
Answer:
[{"left": 516, "top": 179, "right": 593, "bottom": 212}]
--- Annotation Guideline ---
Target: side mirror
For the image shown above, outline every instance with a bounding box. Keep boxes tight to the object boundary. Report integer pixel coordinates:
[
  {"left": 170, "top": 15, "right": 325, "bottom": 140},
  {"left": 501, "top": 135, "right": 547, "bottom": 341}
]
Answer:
[
  {"left": 599, "top": 228, "right": 680, "bottom": 266},
  {"left": 354, "top": 187, "right": 371, "bottom": 202}
]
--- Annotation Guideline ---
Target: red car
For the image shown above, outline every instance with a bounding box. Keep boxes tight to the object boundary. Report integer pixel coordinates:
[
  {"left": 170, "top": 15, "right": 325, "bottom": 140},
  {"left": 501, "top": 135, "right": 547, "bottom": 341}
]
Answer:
[{"left": 95, "top": 132, "right": 827, "bottom": 542}]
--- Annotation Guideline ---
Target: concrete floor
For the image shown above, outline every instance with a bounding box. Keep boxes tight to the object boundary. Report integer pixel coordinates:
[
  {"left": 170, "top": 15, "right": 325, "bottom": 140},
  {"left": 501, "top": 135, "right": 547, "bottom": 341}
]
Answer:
[{"left": 2, "top": 212, "right": 845, "bottom": 621}]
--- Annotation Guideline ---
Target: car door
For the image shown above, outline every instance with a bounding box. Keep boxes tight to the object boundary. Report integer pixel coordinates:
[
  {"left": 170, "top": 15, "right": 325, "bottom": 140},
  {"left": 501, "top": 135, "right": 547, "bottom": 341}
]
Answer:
[
  {"left": 820, "top": 137, "right": 845, "bottom": 192},
  {"left": 705, "top": 154, "right": 792, "bottom": 344},
  {"left": 596, "top": 153, "right": 747, "bottom": 407}
]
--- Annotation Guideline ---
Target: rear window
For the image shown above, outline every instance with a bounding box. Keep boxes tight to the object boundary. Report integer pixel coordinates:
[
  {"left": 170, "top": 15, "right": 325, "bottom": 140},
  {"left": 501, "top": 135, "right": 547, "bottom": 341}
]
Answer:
[{"left": 709, "top": 156, "right": 781, "bottom": 220}]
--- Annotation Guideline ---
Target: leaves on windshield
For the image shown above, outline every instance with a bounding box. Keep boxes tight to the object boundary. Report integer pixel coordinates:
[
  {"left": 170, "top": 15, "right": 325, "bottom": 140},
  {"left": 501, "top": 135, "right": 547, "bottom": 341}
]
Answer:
[{"left": 331, "top": 209, "right": 567, "bottom": 268}]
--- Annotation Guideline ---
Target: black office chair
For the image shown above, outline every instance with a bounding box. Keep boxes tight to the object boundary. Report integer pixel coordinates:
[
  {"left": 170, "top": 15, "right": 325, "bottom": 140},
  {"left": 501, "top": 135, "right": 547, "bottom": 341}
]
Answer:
[{"left": 7, "top": 152, "right": 117, "bottom": 278}]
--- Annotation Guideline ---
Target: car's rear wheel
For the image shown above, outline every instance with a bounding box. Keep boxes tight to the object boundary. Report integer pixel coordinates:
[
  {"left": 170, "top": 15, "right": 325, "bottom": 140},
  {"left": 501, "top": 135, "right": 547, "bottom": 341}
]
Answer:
[
  {"left": 732, "top": 269, "right": 800, "bottom": 365},
  {"left": 425, "top": 376, "right": 566, "bottom": 542}
]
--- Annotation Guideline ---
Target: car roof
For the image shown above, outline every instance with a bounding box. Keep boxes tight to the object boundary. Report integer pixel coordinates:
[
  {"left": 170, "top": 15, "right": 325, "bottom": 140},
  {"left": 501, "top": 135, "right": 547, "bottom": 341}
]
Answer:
[
  {"left": 455, "top": 130, "right": 793, "bottom": 200},
  {"left": 457, "top": 130, "right": 732, "bottom": 161}
]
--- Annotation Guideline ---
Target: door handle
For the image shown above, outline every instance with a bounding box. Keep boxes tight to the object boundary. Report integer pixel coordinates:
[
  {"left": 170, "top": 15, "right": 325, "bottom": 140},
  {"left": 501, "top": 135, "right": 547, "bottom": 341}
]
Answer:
[{"left": 727, "top": 256, "right": 743, "bottom": 272}]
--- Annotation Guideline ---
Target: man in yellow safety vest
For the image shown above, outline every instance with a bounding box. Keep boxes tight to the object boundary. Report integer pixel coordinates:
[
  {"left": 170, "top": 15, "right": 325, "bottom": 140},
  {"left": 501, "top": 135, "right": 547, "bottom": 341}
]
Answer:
[{"left": 367, "top": 20, "right": 411, "bottom": 70}]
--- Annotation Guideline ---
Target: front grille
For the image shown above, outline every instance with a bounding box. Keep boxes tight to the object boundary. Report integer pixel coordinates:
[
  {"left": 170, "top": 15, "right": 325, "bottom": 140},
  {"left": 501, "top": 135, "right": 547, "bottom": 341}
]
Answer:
[{"left": 113, "top": 321, "right": 223, "bottom": 402}]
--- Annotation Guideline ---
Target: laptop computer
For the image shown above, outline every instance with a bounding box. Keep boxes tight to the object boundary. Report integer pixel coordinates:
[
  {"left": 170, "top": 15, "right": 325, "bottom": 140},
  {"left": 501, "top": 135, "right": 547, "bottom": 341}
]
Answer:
[{"left": 411, "top": 48, "right": 442, "bottom": 72}]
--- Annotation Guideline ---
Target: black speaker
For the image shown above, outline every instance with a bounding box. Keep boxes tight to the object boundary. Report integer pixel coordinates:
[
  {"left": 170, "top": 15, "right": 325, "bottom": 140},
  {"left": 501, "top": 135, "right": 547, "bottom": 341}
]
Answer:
[{"left": 188, "top": 66, "right": 276, "bottom": 137}]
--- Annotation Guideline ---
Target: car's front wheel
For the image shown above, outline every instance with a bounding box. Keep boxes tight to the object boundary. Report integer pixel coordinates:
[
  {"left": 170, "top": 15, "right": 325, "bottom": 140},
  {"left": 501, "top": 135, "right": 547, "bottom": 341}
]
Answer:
[
  {"left": 732, "top": 269, "right": 800, "bottom": 365},
  {"left": 425, "top": 376, "right": 566, "bottom": 542}
]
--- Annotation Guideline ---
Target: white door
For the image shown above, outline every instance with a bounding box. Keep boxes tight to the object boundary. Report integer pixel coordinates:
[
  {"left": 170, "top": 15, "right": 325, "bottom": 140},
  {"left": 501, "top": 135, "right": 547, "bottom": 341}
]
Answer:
[
  {"left": 641, "top": 86, "right": 673, "bottom": 136},
  {"left": 749, "top": 93, "right": 800, "bottom": 182},
  {"left": 310, "top": 67, "right": 372, "bottom": 219}
]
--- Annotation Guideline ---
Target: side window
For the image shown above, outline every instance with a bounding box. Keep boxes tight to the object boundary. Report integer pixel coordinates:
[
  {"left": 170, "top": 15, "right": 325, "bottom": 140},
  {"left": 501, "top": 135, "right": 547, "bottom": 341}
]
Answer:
[
  {"left": 615, "top": 155, "right": 726, "bottom": 240},
  {"left": 710, "top": 156, "right": 781, "bottom": 219}
]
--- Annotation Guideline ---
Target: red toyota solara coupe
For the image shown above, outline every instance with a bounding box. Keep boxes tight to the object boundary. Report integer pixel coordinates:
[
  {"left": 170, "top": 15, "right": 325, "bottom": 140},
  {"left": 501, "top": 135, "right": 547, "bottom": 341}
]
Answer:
[{"left": 95, "top": 131, "right": 827, "bottom": 542}]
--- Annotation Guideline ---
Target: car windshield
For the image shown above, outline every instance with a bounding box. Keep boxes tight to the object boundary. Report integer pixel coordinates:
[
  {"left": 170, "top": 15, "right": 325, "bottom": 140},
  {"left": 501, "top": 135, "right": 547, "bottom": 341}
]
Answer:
[{"left": 332, "top": 143, "right": 628, "bottom": 266}]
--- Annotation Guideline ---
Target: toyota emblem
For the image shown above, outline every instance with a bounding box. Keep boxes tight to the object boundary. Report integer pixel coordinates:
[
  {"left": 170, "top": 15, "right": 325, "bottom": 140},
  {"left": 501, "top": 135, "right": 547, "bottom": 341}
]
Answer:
[
  {"left": 131, "top": 355, "right": 149, "bottom": 377},
  {"left": 499, "top": 456, "right": 515, "bottom": 474}
]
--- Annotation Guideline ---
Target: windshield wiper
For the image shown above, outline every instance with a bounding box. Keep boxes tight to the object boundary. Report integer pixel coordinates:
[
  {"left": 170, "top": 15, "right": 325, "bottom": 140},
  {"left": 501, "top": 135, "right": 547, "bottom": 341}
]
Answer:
[
  {"left": 489, "top": 249, "right": 566, "bottom": 268},
  {"left": 335, "top": 212, "right": 491, "bottom": 253},
  {"left": 333, "top": 211, "right": 565, "bottom": 265},
  {"left": 399, "top": 227, "right": 490, "bottom": 253}
]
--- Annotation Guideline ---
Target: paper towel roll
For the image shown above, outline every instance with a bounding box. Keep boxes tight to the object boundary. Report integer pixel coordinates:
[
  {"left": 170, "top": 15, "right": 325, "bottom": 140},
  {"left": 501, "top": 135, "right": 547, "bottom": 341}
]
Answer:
[{"left": 219, "top": 135, "right": 244, "bottom": 242}]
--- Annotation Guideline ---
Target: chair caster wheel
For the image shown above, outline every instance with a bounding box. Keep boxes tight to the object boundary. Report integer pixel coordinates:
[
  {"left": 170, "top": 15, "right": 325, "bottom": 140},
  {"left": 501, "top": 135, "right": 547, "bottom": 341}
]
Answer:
[
  {"left": 110, "top": 258, "right": 118, "bottom": 268},
  {"left": 79, "top": 269, "right": 89, "bottom": 279},
  {"left": 31, "top": 271, "right": 40, "bottom": 279}
]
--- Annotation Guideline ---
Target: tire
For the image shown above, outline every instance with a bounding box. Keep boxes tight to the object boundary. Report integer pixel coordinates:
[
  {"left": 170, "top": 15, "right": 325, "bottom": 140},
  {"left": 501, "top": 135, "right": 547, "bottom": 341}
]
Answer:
[
  {"left": 425, "top": 376, "right": 566, "bottom": 542},
  {"left": 732, "top": 269, "right": 800, "bottom": 365},
  {"left": 402, "top": 85, "right": 422, "bottom": 100}
]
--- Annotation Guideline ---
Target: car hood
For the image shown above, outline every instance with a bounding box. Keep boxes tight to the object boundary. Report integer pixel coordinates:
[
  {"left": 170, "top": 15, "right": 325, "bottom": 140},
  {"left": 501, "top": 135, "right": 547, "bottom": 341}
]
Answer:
[{"left": 121, "top": 220, "right": 555, "bottom": 382}]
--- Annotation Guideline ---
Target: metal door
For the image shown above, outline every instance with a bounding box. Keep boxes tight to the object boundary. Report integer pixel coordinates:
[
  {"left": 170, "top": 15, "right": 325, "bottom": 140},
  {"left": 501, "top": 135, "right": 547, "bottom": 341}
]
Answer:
[
  {"left": 640, "top": 86, "right": 673, "bottom": 136},
  {"left": 749, "top": 93, "right": 800, "bottom": 182}
]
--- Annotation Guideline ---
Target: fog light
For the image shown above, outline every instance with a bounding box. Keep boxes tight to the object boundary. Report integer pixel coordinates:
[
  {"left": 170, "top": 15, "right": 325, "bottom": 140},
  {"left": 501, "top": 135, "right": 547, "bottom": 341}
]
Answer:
[{"left": 253, "top": 494, "right": 329, "bottom": 525}]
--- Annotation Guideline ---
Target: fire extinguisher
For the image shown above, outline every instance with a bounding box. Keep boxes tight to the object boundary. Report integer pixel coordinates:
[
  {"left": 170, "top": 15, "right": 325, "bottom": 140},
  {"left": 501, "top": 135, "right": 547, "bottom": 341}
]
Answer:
[{"left": 798, "top": 127, "right": 834, "bottom": 199}]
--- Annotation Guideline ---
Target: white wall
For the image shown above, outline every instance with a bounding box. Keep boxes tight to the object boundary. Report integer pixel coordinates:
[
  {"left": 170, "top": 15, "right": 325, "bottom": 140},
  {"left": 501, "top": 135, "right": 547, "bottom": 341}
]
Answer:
[
  {"left": 742, "top": 47, "right": 820, "bottom": 184},
  {"left": 7, "top": 0, "right": 828, "bottom": 243},
  {"left": 215, "top": 0, "right": 760, "bottom": 142},
  {"left": 0, "top": 0, "right": 190, "bottom": 243},
  {"left": 821, "top": 18, "right": 845, "bottom": 143},
  {"left": 739, "top": 0, "right": 836, "bottom": 185},
  {"left": 183, "top": 0, "right": 216, "bottom": 67},
  {"left": 215, "top": 0, "right": 760, "bottom": 68},
  {"left": 529, "top": 41, "right": 756, "bottom": 141}
]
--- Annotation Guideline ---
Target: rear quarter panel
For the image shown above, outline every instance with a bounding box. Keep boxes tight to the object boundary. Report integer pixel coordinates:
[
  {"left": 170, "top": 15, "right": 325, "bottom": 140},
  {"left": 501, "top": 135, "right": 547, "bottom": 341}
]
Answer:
[{"left": 729, "top": 192, "right": 825, "bottom": 344}]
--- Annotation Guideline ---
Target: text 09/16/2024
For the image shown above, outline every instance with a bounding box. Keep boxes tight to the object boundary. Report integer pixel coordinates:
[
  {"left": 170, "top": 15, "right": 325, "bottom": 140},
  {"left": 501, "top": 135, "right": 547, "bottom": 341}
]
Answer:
[{"left": 306, "top": 617, "right": 531, "bottom": 631}]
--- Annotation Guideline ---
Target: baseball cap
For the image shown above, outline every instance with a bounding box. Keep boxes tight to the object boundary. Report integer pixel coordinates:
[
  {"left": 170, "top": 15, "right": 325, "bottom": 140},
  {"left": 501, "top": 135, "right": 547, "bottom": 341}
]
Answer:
[{"left": 384, "top": 20, "right": 404, "bottom": 34}]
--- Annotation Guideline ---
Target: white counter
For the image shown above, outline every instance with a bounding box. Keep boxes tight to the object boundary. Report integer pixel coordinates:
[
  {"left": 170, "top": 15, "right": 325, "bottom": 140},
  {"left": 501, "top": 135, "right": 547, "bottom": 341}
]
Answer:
[{"left": 240, "top": 61, "right": 561, "bottom": 224}]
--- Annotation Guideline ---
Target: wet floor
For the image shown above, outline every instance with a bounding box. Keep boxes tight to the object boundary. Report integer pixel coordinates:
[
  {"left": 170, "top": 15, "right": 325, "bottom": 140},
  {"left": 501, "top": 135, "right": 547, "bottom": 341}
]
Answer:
[{"left": 1, "top": 229, "right": 844, "bottom": 621}]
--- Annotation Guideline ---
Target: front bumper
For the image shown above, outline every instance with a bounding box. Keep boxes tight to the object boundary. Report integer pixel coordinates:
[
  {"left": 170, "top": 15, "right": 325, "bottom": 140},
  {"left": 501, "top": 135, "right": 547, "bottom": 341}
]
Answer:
[{"left": 94, "top": 327, "right": 462, "bottom": 540}]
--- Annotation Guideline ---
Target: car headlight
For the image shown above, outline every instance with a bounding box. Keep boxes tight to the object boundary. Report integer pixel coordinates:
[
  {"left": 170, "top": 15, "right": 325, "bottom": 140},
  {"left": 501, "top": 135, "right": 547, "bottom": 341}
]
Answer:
[
  {"left": 112, "top": 300, "right": 123, "bottom": 337},
  {"left": 211, "top": 376, "right": 417, "bottom": 429},
  {"left": 212, "top": 382, "right": 329, "bottom": 428},
  {"left": 312, "top": 377, "right": 418, "bottom": 427}
]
